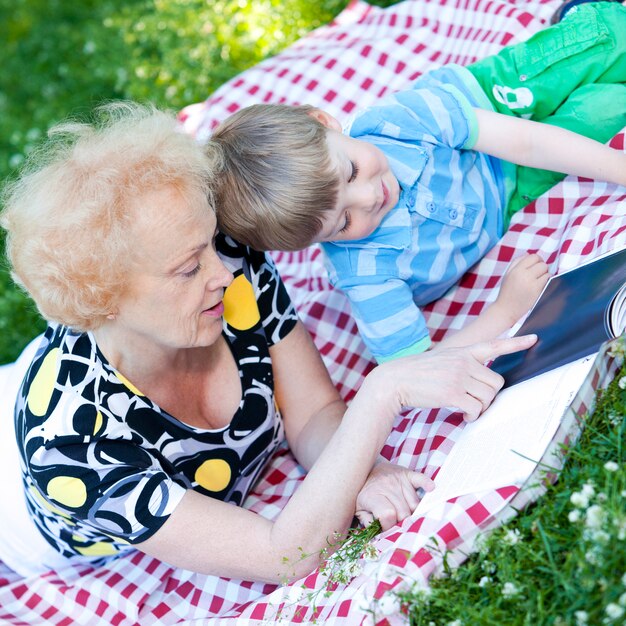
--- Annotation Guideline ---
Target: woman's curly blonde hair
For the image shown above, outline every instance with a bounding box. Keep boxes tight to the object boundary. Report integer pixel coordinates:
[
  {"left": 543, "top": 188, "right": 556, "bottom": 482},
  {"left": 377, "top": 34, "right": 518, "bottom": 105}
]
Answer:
[{"left": 1, "top": 102, "right": 219, "bottom": 331}]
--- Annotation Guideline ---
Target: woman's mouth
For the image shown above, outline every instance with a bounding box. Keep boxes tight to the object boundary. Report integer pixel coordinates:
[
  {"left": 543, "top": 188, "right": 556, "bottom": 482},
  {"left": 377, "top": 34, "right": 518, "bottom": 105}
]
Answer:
[{"left": 202, "top": 301, "right": 224, "bottom": 317}]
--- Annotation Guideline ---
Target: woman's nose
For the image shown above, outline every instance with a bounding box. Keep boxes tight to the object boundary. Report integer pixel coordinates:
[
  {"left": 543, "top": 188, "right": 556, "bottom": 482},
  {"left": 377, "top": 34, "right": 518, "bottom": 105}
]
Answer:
[{"left": 207, "top": 255, "right": 234, "bottom": 291}]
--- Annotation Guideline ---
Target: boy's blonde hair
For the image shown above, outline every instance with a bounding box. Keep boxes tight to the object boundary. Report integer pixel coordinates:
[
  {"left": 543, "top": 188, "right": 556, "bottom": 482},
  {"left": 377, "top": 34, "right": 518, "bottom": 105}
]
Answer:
[{"left": 209, "top": 104, "right": 339, "bottom": 251}]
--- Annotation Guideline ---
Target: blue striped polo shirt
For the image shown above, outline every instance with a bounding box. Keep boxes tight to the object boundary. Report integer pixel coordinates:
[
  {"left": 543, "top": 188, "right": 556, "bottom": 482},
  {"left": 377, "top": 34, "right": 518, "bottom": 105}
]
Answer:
[{"left": 321, "top": 64, "right": 516, "bottom": 363}]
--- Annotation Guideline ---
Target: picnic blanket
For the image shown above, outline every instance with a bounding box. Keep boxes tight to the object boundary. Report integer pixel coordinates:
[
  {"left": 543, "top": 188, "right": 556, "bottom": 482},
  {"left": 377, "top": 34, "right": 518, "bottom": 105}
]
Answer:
[{"left": 1, "top": 0, "right": 625, "bottom": 623}]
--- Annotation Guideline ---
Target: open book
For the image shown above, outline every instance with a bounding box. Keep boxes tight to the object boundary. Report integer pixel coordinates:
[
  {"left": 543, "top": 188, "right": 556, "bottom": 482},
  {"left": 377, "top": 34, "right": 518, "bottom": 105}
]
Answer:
[{"left": 490, "top": 246, "right": 626, "bottom": 388}]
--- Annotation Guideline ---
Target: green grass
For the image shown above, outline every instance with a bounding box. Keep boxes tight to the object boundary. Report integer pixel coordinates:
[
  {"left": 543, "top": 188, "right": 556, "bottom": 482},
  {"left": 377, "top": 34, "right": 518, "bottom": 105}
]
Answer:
[
  {"left": 0, "top": 0, "right": 398, "bottom": 363},
  {"left": 394, "top": 355, "right": 626, "bottom": 626},
  {"left": 1, "top": 3, "right": 625, "bottom": 623}
]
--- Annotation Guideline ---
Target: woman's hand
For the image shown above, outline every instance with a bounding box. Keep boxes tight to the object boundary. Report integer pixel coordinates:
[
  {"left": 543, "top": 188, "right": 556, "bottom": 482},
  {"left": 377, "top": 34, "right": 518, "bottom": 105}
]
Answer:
[
  {"left": 355, "top": 461, "right": 434, "bottom": 530},
  {"left": 364, "top": 334, "right": 538, "bottom": 423}
]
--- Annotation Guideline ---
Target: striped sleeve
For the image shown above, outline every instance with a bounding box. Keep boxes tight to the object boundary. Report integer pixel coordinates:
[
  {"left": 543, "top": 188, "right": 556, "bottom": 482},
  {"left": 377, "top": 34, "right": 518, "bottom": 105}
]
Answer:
[{"left": 339, "top": 277, "right": 431, "bottom": 362}]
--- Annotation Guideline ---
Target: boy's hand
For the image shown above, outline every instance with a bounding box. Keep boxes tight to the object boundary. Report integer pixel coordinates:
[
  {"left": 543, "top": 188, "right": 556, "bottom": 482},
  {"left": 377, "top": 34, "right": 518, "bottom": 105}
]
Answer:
[
  {"left": 355, "top": 461, "right": 434, "bottom": 530},
  {"left": 495, "top": 253, "right": 550, "bottom": 325}
]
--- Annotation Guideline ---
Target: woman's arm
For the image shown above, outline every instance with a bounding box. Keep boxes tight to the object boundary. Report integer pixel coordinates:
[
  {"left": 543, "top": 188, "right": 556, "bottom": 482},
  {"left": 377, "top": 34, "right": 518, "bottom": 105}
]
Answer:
[
  {"left": 137, "top": 326, "right": 537, "bottom": 583},
  {"left": 473, "top": 108, "right": 626, "bottom": 187}
]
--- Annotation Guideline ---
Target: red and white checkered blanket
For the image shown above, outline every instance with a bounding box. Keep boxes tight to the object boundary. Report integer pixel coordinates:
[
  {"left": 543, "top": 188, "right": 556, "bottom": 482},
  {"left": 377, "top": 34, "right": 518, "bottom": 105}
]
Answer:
[{"left": 2, "top": 0, "right": 625, "bottom": 623}]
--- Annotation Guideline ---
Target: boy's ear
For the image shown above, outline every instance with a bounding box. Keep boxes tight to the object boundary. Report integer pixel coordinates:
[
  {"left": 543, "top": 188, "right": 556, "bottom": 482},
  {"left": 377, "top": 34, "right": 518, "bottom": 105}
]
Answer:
[{"left": 307, "top": 108, "right": 342, "bottom": 131}]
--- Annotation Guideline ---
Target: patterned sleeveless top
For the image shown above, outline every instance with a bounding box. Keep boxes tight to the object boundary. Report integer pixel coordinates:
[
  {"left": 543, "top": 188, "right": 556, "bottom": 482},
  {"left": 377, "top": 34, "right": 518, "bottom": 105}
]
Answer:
[{"left": 14, "top": 236, "right": 298, "bottom": 560}]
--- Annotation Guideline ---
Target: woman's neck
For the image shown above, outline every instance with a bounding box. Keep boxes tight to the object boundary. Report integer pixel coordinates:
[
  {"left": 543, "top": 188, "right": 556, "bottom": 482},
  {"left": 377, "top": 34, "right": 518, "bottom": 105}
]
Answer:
[{"left": 92, "top": 322, "right": 220, "bottom": 387}]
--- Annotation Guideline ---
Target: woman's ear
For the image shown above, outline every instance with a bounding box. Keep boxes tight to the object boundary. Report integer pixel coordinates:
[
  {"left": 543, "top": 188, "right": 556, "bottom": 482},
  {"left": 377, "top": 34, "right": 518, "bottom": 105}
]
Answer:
[{"left": 307, "top": 108, "right": 343, "bottom": 131}]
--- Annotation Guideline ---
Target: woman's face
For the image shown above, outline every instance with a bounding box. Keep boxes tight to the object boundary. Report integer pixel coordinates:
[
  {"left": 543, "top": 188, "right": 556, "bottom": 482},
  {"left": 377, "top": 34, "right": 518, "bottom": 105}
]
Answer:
[{"left": 112, "top": 185, "right": 234, "bottom": 351}]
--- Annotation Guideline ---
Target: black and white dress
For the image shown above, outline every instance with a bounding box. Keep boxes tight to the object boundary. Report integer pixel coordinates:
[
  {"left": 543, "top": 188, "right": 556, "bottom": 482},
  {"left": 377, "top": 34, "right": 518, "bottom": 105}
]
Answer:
[{"left": 14, "top": 235, "right": 298, "bottom": 560}]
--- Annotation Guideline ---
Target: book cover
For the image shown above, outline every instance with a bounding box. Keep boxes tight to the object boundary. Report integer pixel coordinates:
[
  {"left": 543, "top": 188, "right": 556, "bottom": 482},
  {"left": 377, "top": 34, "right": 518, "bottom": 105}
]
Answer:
[{"left": 490, "top": 246, "right": 626, "bottom": 388}]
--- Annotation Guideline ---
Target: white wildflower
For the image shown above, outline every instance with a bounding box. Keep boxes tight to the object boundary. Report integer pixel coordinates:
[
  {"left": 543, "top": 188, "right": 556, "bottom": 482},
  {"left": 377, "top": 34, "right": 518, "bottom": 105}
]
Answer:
[
  {"left": 574, "top": 610, "right": 589, "bottom": 625},
  {"left": 605, "top": 602, "right": 625, "bottom": 620},
  {"left": 585, "top": 550, "right": 600, "bottom": 565},
  {"left": 581, "top": 482, "right": 595, "bottom": 498},
  {"left": 597, "top": 492, "right": 608, "bottom": 503},
  {"left": 586, "top": 529, "right": 610, "bottom": 544},
  {"left": 503, "top": 529, "right": 522, "bottom": 545},
  {"left": 618, "top": 376, "right": 626, "bottom": 390},
  {"left": 362, "top": 544, "right": 379, "bottom": 561},
  {"left": 447, "top": 620, "right": 463, "bottom": 626},
  {"left": 482, "top": 560, "right": 496, "bottom": 574},
  {"left": 568, "top": 509, "right": 581, "bottom": 523},
  {"left": 377, "top": 593, "right": 401, "bottom": 616},
  {"left": 619, "top": 592, "right": 626, "bottom": 607},
  {"left": 502, "top": 582, "right": 519, "bottom": 598},
  {"left": 608, "top": 412, "right": 623, "bottom": 427},
  {"left": 570, "top": 491, "right": 590, "bottom": 509},
  {"left": 478, "top": 576, "right": 491, "bottom": 588},
  {"left": 585, "top": 505, "right": 605, "bottom": 529},
  {"left": 604, "top": 461, "right": 620, "bottom": 473},
  {"left": 344, "top": 560, "right": 363, "bottom": 579}
]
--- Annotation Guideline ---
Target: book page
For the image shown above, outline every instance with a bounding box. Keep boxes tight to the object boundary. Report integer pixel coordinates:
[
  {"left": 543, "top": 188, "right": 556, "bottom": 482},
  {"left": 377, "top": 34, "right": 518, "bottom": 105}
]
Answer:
[{"left": 414, "top": 354, "right": 595, "bottom": 516}]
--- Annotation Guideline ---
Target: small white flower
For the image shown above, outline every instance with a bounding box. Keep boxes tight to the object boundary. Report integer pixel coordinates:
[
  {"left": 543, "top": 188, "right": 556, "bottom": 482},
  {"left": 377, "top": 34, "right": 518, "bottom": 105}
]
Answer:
[
  {"left": 604, "top": 461, "right": 620, "bottom": 472},
  {"left": 574, "top": 610, "right": 589, "bottom": 625},
  {"left": 363, "top": 544, "right": 379, "bottom": 561},
  {"left": 585, "top": 550, "right": 600, "bottom": 565},
  {"left": 568, "top": 509, "right": 581, "bottom": 523},
  {"left": 597, "top": 492, "right": 608, "bottom": 503},
  {"left": 482, "top": 560, "right": 496, "bottom": 574},
  {"left": 570, "top": 491, "right": 590, "bottom": 508},
  {"left": 622, "top": 572, "right": 626, "bottom": 586},
  {"left": 585, "top": 505, "right": 605, "bottom": 529},
  {"left": 345, "top": 560, "right": 363, "bottom": 579},
  {"left": 377, "top": 593, "right": 401, "bottom": 616},
  {"left": 581, "top": 482, "right": 595, "bottom": 498},
  {"left": 502, "top": 582, "right": 519, "bottom": 597},
  {"left": 618, "top": 376, "right": 626, "bottom": 390},
  {"left": 619, "top": 592, "right": 626, "bottom": 607},
  {"left": 478, "top": 576, "right": 491, "bottom": 588},
  {"left": 503, "top": 529, "right": 522, "bottom": 545},
  {"left": 586, "top": 529, "right": 610, "bottom": 544},
  {"left": 605, "top": 602, "right": 625, "bottom": 620},
  {"left": 447, "top": 621, "right": 463, "bottom": 626}
]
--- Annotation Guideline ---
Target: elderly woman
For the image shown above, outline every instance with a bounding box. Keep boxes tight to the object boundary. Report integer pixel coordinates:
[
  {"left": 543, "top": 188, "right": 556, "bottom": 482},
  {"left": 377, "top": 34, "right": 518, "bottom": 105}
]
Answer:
[{"left": 0, "top": 103, "right": 534, "bottom": 582}]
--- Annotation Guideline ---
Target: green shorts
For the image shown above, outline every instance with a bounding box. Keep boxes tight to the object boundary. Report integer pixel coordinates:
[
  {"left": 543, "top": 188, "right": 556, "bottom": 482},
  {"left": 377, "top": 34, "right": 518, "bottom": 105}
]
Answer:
[{"left": 466, "top": 2, "right": 626, "bottom": 225}]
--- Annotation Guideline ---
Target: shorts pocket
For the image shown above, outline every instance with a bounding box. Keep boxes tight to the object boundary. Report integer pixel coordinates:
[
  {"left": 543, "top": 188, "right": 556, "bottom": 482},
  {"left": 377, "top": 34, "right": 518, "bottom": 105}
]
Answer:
[{"left": 514, "top": 6, "right": 611, "bottom": 80}]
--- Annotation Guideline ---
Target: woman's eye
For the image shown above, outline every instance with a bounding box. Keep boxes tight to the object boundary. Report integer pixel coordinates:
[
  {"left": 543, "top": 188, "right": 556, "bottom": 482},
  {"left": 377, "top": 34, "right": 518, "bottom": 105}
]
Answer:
[
  {"left": 348, "top": 161, "right": 359, "bottom": 183},
  {"left": 182, "top": 264, "right": 201, "bottom": 278}
]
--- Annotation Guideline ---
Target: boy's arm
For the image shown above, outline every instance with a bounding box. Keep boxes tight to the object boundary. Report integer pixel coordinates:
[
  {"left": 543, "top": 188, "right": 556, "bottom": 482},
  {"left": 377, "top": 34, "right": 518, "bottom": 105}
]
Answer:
[
  {"left": 339, "top": 277, "right": 432, "bottom": 363},
  {"left": 473, "top": 108, "right": 626, "bottom": 188},
  {"left": 437, "top": 253, "right": 549, "bottom": 349}
]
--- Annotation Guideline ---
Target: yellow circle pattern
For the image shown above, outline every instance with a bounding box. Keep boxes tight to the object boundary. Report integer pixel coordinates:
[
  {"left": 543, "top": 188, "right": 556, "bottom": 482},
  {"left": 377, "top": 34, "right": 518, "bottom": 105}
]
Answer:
[
  {"left": 74, "top": 539, "right": 119, "bottom": 557},
  {"left": 194, "top": 458, "right": 231, "bottom": 492},
  {"left": 46, "top": 475, "right": 87, "bottom": 508},
  {"left": 223, "top": 274, "right": 260, "bottom": 330},
  {"left": 27, "top": 347, "right": 60, "bottom": 416}
]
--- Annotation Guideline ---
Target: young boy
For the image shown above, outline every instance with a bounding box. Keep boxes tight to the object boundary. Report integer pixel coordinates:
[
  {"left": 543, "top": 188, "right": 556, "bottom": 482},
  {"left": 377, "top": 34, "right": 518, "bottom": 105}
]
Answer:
[{"left": 210, "top": 2, "right": 626, "bottom": 363}]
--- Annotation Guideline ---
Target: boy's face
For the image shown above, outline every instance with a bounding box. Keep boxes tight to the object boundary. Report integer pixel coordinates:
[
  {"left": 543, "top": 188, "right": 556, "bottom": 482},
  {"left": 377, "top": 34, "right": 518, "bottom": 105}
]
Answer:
[{"left": 312, "top": 129, "right": 400, "bottom": 243}]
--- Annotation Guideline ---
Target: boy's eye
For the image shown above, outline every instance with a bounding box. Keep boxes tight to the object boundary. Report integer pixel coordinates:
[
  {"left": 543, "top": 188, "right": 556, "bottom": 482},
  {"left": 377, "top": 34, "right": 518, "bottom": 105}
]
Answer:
[
  {"left": 339, "top": 212, "right": 352, "bottom": 234},
  {"left": 348, "top": 161, "right": 359, "bottom": 183}
]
